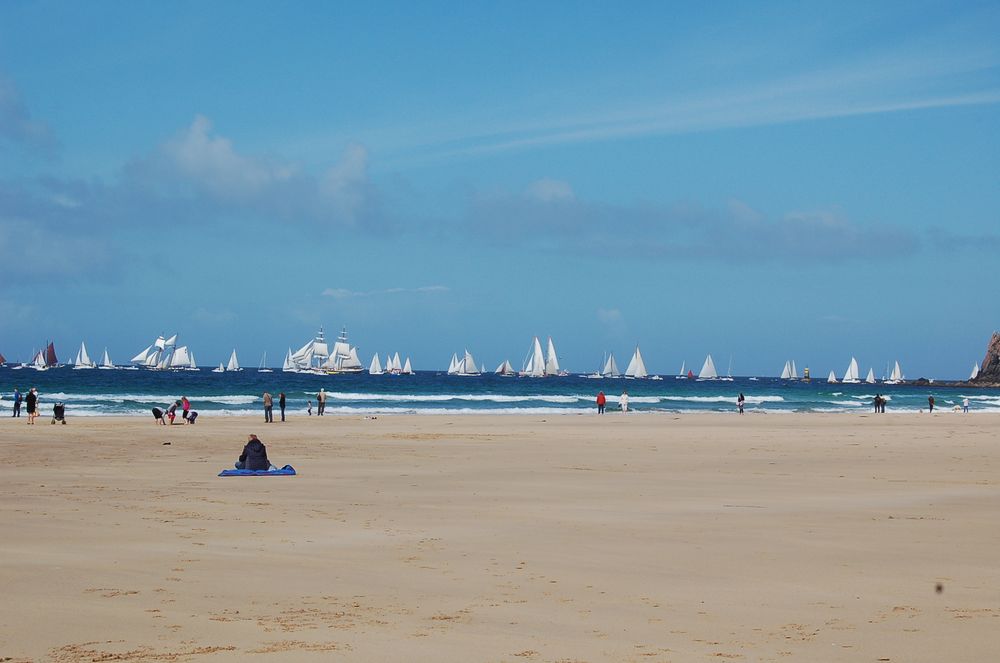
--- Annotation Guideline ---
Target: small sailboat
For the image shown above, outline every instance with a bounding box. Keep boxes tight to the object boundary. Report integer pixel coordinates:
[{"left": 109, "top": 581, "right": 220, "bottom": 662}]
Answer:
[
  {"left": 545, "top": 337, "right": 567, "bottom": 376},
  {"left": 258, "top": 352, "right": 272, "bottom": 373},
  {"left": 697, "top": 354, "right": 718, "bottom": 380},
  {"left": 827, "top": 370, "right": 837, "bottom": 383},
  {"left": 212, "top": 362, "right": 225, "bottom": 373},
  {"left": 449, "top": 349, "right": 480, "bottom": 376},
  {"left": 520, "top": 337, "right": 547, "bottom": 377},
  {"left": 719, "top": 355, "right": 734, "bottom": 382},
  {"left": 99, "top": 348, "right": 115, "bottom": 370},
  {"left": 369, "top": 354, "right": 384, "bottom": 375},
  {"left": 226, "top": 349, "right": 242, "bottom": 372},
  {"left": 969, "top": 362, "right": 980, "bottom": 380},
  {"left": 625, "top": 346, "right": 648, "bottom": 379},
  {"left": 841, "top": 357, "right": 861, "bottom": 384},
  {"left": 73, "top": 342, "right": 96, "bottom": 369},
  {"left": 865, "top": 367, "right": 876, "bottom": 384},
  {"left": 780, "top": 361, "right": 792, "bottom": 379},
  {"left": 282, "top": 348, "right": 297, "bottom": 373},
  {"left": 495, "top": 359, "right": 516, "bottom": 376},
  {"left": 675, "top": 361, "right": 688, "bottom": 379},
  {"left": 402, "top": 357, "right": 413, "bottom": 375}
]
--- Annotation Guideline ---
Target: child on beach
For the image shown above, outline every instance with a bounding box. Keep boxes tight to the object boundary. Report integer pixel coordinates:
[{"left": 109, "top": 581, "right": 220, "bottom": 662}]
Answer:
[{"left": 307, "top": 400, "right": 313, "bottom": 416}]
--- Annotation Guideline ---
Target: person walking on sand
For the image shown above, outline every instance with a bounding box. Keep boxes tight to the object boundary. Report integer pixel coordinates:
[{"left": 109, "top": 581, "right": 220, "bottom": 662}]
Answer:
[
  {"left": 928, "top": 395, "right": 935, "bottom": 413},
  {"left": 596, "top": 391, "right": 606, "bottom": 414},
  {"left": 307, "top": 400, "right": 313, "bottom": 416},
  {"left": 263, "top": 391, "right": 273, "bottom": 423},
  {"left": 738, "top": 392, "right": 745, "bottom": 415},
  {"left": 317, "top": 388, "right": 327, "bottom": 416},
  {"left": 279, "top": 392, "right": 286, "bottom": 422},
  {"left": 25, "top": 387, "right": 38, "bottom": 424},
  {"left": 963, "top": 397, "right": 970, "bottom": 413},
  {"left": 620, "top": 390, "right": 629, "bottom": 414},
  {"left": 12, "top": 388, "right": 22, "bottom": 417}
]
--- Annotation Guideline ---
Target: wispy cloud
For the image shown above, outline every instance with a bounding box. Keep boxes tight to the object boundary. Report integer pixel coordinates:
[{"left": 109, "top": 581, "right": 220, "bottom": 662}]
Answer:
[
  {"left": 322, "top": 285, "right": 449, "bottom": 299},
  {"left": 0, "top": 73, "right": 56, "bottom": 153},
  {"left": 463, "top": 180, "right": 920, "bottom": 264}
]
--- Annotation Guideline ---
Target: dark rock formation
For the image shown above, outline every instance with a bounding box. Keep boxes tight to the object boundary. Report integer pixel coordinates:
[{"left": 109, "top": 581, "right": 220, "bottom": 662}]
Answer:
[{"left": 973, "top": 331, "right": 1000, "bottom": 383}]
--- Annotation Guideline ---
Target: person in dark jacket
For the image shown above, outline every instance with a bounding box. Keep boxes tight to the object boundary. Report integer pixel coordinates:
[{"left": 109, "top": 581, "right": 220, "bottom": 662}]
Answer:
[
  {"left": 25, "top": 387, "right": 38, "bottom": 425},
  {"left": 279, "top": 392, "right": 286, "bottom": 422},
  {"left": 12, "top": 388, "right": 22, "bottom": 417},
  {"left": 236, "top": 434, "right": 270, "bottom": 470}
]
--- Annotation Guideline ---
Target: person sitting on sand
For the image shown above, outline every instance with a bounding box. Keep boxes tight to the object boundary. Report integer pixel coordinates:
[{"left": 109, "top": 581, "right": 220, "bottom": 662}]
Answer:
[{"left": 236, "top": 434, "right": 270, "bottom": 471}]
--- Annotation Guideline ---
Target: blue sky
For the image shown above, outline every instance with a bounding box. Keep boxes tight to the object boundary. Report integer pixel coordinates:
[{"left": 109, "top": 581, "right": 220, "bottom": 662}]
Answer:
[{"left": 1, "top": 1, "right": 998, "bottom": 377}]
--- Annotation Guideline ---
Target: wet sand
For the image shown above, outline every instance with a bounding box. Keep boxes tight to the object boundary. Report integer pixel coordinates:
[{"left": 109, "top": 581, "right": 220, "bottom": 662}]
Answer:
[{"left": 1, "top": 412, "right": 998, "bottom": 662}]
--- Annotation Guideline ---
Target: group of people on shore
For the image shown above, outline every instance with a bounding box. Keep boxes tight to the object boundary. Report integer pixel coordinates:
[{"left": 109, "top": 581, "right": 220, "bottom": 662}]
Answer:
[
  {"left": 7, "top": 387, "right": 65, "bottom": 424},
  {"left": 595, "top": 390, "right": 630, "bottom": 414},
  {"left": 153, "top": 396, "right": 198, "bottom": 425}
]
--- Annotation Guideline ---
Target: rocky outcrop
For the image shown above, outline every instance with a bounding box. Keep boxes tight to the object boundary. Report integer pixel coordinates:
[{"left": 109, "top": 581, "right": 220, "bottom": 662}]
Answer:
[{"left": 973, "top": 332, "right": 1000, "bottom": 383}]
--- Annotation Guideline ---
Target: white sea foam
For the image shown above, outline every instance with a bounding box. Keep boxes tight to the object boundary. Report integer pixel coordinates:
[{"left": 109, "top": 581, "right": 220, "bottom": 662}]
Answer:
[
  {"left": 325, "top": 392, "right": 581, "bottom": 404},
  {"left": 36, "top": 392, "right": 260, "bottom": 405}
]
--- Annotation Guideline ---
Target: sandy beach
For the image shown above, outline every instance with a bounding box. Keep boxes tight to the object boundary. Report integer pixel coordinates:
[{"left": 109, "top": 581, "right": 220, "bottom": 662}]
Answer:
[{"left": 1, "top": 412, "right": 997, "bottom": 662}]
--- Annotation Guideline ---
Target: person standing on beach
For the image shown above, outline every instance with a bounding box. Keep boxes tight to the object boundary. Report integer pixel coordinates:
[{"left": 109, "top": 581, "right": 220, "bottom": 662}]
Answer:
[
  {"left": 181, "top": 396, "right": 191, "bottom": 423},
  {"left": 307, "top": 400, "right": 313, "bottom": 416},
  {"left": 263, "top": 391, "right": 273, "bottom": 423},
  {"left": 927, "top": 395, "right": 935, "bottom": 413},
  {"left": 317, "top": 388, "right": 326, "bottom": 416},
  {"left": 963, "top": 397, "right": 970, "bottom": 413},
  {"left": 737, "top": 393, "right": 745, "bottom": 414},
  {"left": 620, "top": 390, "right": 629, "bottom": 414},
  {"left": 596, "top": 391, "right": 606, "bottom": 414},
  {"left": 12, "top": 388, "right": 22, "bottom": 417},
  {"left": 25, "top": 387, "right": 38, "bottom": 424},
  {"left": 873, "top": 395, "right": 881, "bottom": 413},
  {"left": 279, "top": 392, "right": 286, "bottom": 422}
]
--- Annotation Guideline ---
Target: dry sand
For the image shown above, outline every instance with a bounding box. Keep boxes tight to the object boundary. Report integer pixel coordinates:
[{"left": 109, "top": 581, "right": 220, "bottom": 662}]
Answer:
[{"left": 1, "top": 412, "right": 998, "bottom": 662}]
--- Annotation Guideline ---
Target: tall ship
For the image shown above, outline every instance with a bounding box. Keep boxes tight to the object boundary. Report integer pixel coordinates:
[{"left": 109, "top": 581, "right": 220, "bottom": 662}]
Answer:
[{"left": 288, "top": 327, "right": 363, "bottom": 373}]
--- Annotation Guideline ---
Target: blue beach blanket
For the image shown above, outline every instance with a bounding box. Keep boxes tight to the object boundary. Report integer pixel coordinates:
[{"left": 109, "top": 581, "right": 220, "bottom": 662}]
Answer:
[{"left": 218, "top": 465, "right": 296, "bottom": 477}]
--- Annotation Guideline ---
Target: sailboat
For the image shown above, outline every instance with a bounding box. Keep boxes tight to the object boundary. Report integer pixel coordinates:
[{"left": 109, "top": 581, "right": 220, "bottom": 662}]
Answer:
[
  {"left": 675, "top": 361, "right": 688, "bottom": 379},
  {"left": 865, "top": 367, "right": 876, "bottom": 384},
  {"left": 969, "top": 362, "right": 980, "bottom": 380},
  {"left": 402, "top": 358, "right": 413, "bottom": 375},
  {"left": 495, "top": 359, "right": 516, "bottom": 376},
  {"left": 170, "top": 346, "right": 197, "bottom": 371},
  {"left": 780, "top": 361, "right": 792, "bottom": 379},
  {"left": 289, "top": 327, "right": 330, "bottom": 373},
  {"left": 73, "top": 342, "right": 96, "bottom": 369},
  {"left": 882, "top": 361, "right": 903, "bottom": 384},
  {"left": 369, "top": 354, "right": 384, "bottom": 375},
  {"left": 258, "top": 352, "right": 272, "bottom": 373},
  {"left": 449, "top": 349, "right": 480, "bottom": 376},
  {"left": 99, "top": 348, "right": 115, "bottom": 370},
  {"left": 827, "top": 370, "right": 837, "bottom": 383},
  {"left": 321, "top": 327, "right": 364, "bottom": 373},
  {"left": 625, "top": 346, "right": 648, "bottom": 379},
  {"left": 520, "top": 337, "right": 547, "bottom": 377},
  {"left": 212, "top": 362, "right": 225, "bottom": 373},
  {"left": 841, "top": 357, "right": 861, "bottom": 384},
  {"left": 226, "top": 349, "right": 242, "bottom": 372},
  {"left": 31, "top": 349, "right": 48, "bottom": 371},
  {"left": 697, "top": 354, "right": 718, "bottom": 380},
  {"left": 131, "top": 334, "right": 178, "bottom": 369},
  {"left": 545, "top": 337, "right": 568, "bottom": 376},
  {"left": 719, "top": 355, "right": 734, "bottom": 382},
  {"left": 282, "top": 348, "right": 296, "bottom": 373},
  {"left": 390, "top": 352, "right": 403, "bottom": 375}
]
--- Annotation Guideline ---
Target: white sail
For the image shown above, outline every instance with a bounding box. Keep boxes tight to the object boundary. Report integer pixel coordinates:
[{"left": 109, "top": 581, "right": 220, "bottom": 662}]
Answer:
[
  {"left": 545, "top": 337, "right": 561, "bottom": 375},
  {"left": 291, "top": 328, "right": 331, "bottom": 371},
  {"left": 100, "top": 348, "right": 114, "bottom": 369},
  {"left": 625, "top": 346, "right": 648, "bottom": 378},
  {"left": 970, "top": 362, "right": 980, "bottom": 380},
  {"left": 522, "top": 337, "right": 546, "bottom": 377},
  {"left": 258, "top": 352, "right": 272, "bottom": 372},
  {"left": 842, "top": 357, "right": 861, "bottom": 383},
  {"left": 780, "top": 361, "right": 791, "bottom": 379},
  {"left": 889, "top": 361, "right": 902, "bottom": 382},
  {"left": 154, "top": 336, "right": 167, "bottom": 350},
  {"left": 448, "top": 353, "right": 459, "bottom": 374},
  {"left": 678, "top": 361, "right": 686, "bottom": 376},
  {"left": 495, "top": 359, "right": 515, "bottom": 375},
  {"left": 392, "top": 352, "right": 402, "bottom": 372},
  {"left": 602, "top": 353, "right": 620, "bottom": 377},
  {"left": 698, "top": 354, "right": 718, "bottom": 379},
  {"left": 163, "top": 334, "right": 177, "bottom": 348},
  {"left": 212, "top": 362, "right": 225, "bottom": 373},
  {"left": 827, "top": 370, "right": 837, "bottom": 383},
  {"left": 369, "top": 354, "right": 383, "bottom": 375},
  {"left": 171, "top": 346, "right": 192, "bottom": 368},
  {"left": 131, "top": 344, "right": 154, "bottom": 364},
  {"left": 462, "top": 350, "right": 478, "bottom": 375},
  {"left": 227, "top": 349, "right": 240, "bottom": 371},
  {"left": 791, "top": 360, "right": 798, "bottom": 379},
  {"left": 282, "top": 348, "right": 295, "bottom": 372},
  {"left": 865, "top": 367, "right": 876, "bottom": 384},
  {"left": 76, "top": 342, "right": 94, "bottom": 368},
  {"left": 188, "top": 351, "right": 197, "bottom": 369},
  {"left": 402, "top": 358, "right": 413, "bottom": 374}
]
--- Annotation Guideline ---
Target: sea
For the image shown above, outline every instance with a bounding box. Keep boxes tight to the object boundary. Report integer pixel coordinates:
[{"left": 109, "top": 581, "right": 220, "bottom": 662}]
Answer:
[{"left": 2, "top": 367, "right": 997, "bottom": 417}]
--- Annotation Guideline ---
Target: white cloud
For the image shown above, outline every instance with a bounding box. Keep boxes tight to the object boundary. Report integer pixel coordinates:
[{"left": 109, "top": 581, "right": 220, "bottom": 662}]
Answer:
[
  {"left": 0, "top": 73, "right": 55, "bottom": 152},
  {"left": 527, "top": 178, "right": 575, "bottom": 202},
  {"left": 322, "top": 285, "right": 449, "bottom": 299}
]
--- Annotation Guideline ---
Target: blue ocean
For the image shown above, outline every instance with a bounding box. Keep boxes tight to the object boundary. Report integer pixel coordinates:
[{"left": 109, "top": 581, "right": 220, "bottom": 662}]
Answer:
[{"left": 2, "top": 367, "right": 996, "bottom": 417}]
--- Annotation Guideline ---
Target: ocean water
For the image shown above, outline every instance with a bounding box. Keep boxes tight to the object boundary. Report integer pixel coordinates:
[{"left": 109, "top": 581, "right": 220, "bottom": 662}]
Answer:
[{"left": 2, "top": 367, "right": 997, "bottom": 417}]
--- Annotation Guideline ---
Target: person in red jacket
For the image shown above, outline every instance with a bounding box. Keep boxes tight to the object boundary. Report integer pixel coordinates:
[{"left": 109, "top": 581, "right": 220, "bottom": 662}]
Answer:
[{"left": 596, "top": 391, "right": 606, "bottom": 414}]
